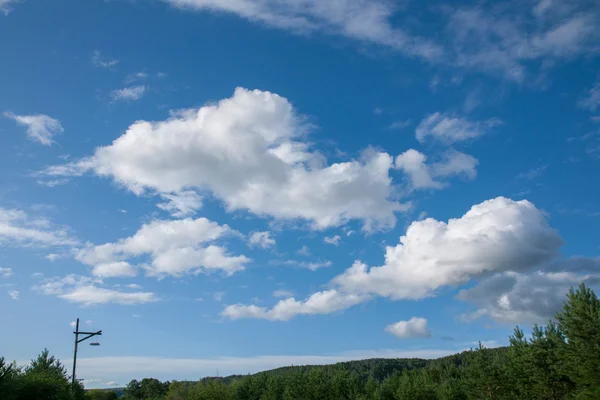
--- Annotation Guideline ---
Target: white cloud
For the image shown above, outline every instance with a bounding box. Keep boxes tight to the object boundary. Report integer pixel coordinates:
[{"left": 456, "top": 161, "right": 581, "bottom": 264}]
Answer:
[
  {"left": 85, "top": 320, "right": 93, "bottom": 325},
  {"left": 0, "top": 0, "right": 19, "bottom": 15},
  {"left": 45, "top": 254, "right": 61, "bottom": 261},
  {"left": 332, "top": 197, "right": 562, "bottom": 300},
  {"left": 61, "top": 286, "right": 156, "bottom": 306},
  {"left": 395, "top": 150, "right": 442, "bottom": 189},
  {"left": 163, "top": 0, "right": 442, "bottom": 60},
  {"left": 37, "top": 179, "right": 70, "bottom": 187},
  {"left": 106, "top": 381, "right": 119, "bottom": 387},
  {"left": 0, "top": 267, "right": 13, "bottom": 278},
  {"left": 110, "top": 85, "right": 147, "bottom": 101},
  {"left": 302, "top": 261, "right": 332, "bottom": 271},
  {"left": 76, "top": 217, "right": 249, "bottom": 278},
  {"left": 579, "top": 82, "right": 600, "bottom": 112},
  {"left": 8, "top": 290, "right": 19, "bottom": 300},
  {"left": 213, "top": 292, "right": 225, "bottom": 302},
  {"left": 91, "top": 50, "right": 119, "bottom": 69},
  {"left": 69, "top": 321, "right": 77, "bottom": 328},
  {"left": 273, "top": 289, "right": 294, "bottom": 298},
  {"left": 34, "top": 274, "right": 157, "bottom": 306},
  {"left": 0, "top": 207, "right": 78, "bottom": 248},
  {"left": 248, "top": 231, "right": 276, "bottom": 249},
  {"left": 296, "top": 245, "right": 310, "bottom": 256},
  {"left": 323, "top": 235, "right": 341, "bottom": 246},
  {"left": 92, "top": 262, "right": 137, "bottom": 278},
  {"left": 395, "top": 149, "right": 478, "bottom": 190},
  {"left": 385, "top": 317, "right": 431, "bottom": 338},
  {"left": 4, "top": 112, "right": 63, "bottom": 146},
  {"left": 157, "top": 191, "right": 203, "bottom": 217},
  {"left": 226, "top": 197, "right": 566, "bottom": 321},
  {"left": 163, "top": 1, "right": 600, "bottom": 80},
  {"left": 457, "top": 270, "right": 600, "bottom": 324},
  {"left": 125, "top": 72, "right": 149, "bottom": 83},
  {"left": 533, "top": 0, "right": 554, "bottom": 18},
  {"left": 222, "top": 289, "right": 368, "bottom": 321},
  {"left": 445, "top": 3, "right": 600, "bottom": 80},
  {"left": 280, "top": 259, "right": 332, "bottom": 271},
  {"left": 43, "top": 88, "right": 409, "bottom": 231},
  {"left": 416, "top": 113, "right": 501, "bottom": 144},
  {"left": 125, "top": 284, "right": 142, "bottom": 289}
]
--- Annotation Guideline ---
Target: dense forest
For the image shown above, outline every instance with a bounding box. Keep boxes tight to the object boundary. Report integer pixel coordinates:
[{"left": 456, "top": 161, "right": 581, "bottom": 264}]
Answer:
[{"left": 2, "top": 283, "right": 599, "bottom": 400}]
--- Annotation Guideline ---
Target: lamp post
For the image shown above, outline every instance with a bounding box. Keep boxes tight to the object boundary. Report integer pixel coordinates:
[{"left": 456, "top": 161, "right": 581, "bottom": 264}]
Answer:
[{"left": 71, "top": 318, "right": 102, "bottom": 387}]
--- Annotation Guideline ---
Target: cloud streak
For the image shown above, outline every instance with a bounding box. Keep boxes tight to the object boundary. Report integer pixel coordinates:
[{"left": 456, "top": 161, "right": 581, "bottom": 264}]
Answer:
[{"left": 4, "top": 113, "right": 64, "bottom": 146}]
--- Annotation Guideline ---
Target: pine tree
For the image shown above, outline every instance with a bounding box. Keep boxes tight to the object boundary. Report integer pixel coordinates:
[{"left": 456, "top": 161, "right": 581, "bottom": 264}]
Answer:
[
  {"left": 464, "top": 343, "right": 507, "bottom": 399},
  {"left": 504, "top": 326, "right": 532, "bottom": 398},
  {"left": 0, "top": 357, "right": 19, "bottom": 400},
  {"left": 17, "top": 349, "right": 76, "bottom": 400},
  {"left": 556, "top": 283, "right": 600, "bottom": 399}
]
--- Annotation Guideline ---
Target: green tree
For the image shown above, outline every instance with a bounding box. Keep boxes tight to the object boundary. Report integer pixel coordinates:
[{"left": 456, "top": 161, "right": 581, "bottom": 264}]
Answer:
[
  {"left": 140, "top": 377, "right": 169, "bottom": 399},
  {"left": 190, "top": 379, "right": 232, "bottom": 400},
  {"left": 528, "top": 322, "right": 574, "bottom": 399},
  {"left": 0, "top": 357, "right": 20, "bottom": 400},
  {"left": 464, "top": 343, "right": 507, "bottom": 400},
  {"left": 557, "top": 283, "right": 600, "bottom": 399},
  {"left": 166, "top": 381, "right": 192, "bottom": 400},
  {"left": 84, "top": 389, "right": 118, "bottom": 400},
  {"left": 16, "top": 349, "right": 78, "bottom": 400},
  {"left": 504, "top": 326, "right": 532, "bottom": 399}
]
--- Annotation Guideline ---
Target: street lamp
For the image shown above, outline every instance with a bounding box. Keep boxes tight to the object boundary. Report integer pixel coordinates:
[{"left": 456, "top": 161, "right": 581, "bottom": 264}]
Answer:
[{"left": 71, "top": 318, "right": 102, "bottom": 387}]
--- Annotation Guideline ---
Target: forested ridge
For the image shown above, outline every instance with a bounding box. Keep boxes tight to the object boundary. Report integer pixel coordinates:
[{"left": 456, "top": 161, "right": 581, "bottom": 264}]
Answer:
[{"left": 2, "top": 283, "right": 599, "bottom": 400}]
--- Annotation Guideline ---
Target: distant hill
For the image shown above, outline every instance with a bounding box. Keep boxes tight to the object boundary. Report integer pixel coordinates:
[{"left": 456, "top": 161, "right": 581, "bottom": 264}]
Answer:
[
  {"left": 196, "top": 347, "right": 507, "bottom": 383},
  {"left": 91, "top": 348, "right": 509, "bottom": 398}
]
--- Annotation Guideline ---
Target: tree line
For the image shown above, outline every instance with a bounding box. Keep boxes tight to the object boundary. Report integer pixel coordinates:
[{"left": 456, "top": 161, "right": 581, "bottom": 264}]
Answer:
[{"left": 2, "top": 283, "right": 599, "bottom": 399}]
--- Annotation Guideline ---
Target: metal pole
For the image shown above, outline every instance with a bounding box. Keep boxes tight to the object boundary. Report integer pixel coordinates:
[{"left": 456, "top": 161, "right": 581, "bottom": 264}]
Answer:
[{"left": 72, "top": 318, "right": 79, "bottom": 387}]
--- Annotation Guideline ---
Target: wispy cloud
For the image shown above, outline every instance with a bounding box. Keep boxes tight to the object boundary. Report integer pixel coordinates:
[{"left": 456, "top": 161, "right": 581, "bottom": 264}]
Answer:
[
  {"left": 110, "top": 85, "right": 148, "bottom": 101},
  {"left": 36, "top": 179, "right": 70, "bottom": 188},
  {"left": 164, "top": 0, "right": 600, "bottom": 80},
  {"left": 0, "top": 207, "right": 78, "bottom": 248},
  {"left": 388, "top": 119, "right": 411, "bottom": 130},
  {"left": 579, "top": 81, "right": 600, "bottom": 112},
  {"left": 273, "top": 289, "right": 294, "bottom": 298},
  {"left": 164, "top": 0, "right": 443, "bottom": 61},
  {"left": 277, "top": 259, "right": 333, "bottom": 271},
  {"left": 125, "top": 72, "right": 149, "bottom": 83},
  {"left": 516, "top": 165, "right": 549, "bottom": 180},
  {"left": 4, "top": 112, "right": 63, "bottom": 146},
  {"left": 0, "top": 267, "right": 13, "bottom": 278},
  {"left": 0, "top": 0, "right": 20, "bottom": 16},
  {"left": 416, "top": 113, "right": 501, "bottom": 144},
  {"left": 34, "top": 274, "right": 157, "bottom": 306},
  {"left": 323, "top": 235, "right": 341, "bottom": 246},
  {"left": 92, "top": 50, "right": 119, "bottom": 69},
  {"left": 248, "top": 231, "right": 276, "bottom": 249}
]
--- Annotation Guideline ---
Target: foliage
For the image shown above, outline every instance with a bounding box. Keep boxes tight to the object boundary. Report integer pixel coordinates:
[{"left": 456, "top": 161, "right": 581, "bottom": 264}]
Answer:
[
  {"left": 0, "top": 349, "right": 84, "bottom": 400},
  {"left": 85, "top": 389, "right": 118, "bottom": 400}
]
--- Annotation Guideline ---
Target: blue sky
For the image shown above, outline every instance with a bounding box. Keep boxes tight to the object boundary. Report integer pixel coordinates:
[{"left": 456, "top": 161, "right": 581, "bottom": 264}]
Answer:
[{"left": 1, "top": 0, "right": 600, "bottom": 389}]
